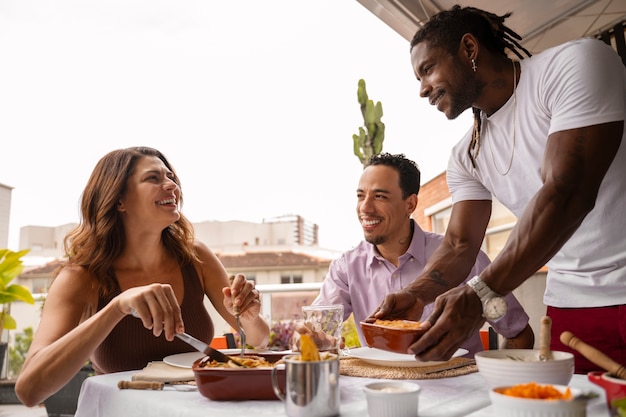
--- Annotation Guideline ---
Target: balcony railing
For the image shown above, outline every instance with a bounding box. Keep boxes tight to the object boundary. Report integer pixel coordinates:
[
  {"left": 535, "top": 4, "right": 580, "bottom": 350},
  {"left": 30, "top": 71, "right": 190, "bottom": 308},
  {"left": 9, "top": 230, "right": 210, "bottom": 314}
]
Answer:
[{"left": 256, "top": 282, "right": 322, "bottom": 324}]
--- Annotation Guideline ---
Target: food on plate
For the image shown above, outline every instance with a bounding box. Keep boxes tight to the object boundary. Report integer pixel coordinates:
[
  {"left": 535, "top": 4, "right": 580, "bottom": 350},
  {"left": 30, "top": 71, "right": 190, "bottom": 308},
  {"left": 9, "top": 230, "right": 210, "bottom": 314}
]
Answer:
[
  {"left": 373, "top": 319, "right": 422, "bottom": 329},
  {"left": 197, "top": 355, "right": 275, "bottom": 369},
  {"left": 496, "top": 382, "right": 572, "bottom": 400}
]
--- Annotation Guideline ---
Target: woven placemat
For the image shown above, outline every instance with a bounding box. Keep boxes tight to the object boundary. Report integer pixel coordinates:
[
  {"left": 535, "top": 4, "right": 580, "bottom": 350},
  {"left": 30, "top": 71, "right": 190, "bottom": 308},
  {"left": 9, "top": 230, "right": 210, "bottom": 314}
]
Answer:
[{"left": 339, "top": 356, "right": 477, "bottom": 379}]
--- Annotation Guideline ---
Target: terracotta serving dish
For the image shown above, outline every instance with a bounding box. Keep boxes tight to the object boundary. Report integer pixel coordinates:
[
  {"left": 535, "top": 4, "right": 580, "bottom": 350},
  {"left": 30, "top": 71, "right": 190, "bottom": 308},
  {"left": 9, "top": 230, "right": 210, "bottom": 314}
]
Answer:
[
  {"left": 192, "top": 352, "right": 287, "bottom": 401},
  {"left": 360, "top": 320, "right": 425, "bottom": 354}
]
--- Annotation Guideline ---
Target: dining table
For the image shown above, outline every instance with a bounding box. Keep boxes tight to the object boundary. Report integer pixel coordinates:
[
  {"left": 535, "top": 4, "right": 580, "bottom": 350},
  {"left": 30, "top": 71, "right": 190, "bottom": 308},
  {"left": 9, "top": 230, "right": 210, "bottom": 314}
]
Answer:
[{"left": 74, "top": 360, "right": 611, "bottom": 417}]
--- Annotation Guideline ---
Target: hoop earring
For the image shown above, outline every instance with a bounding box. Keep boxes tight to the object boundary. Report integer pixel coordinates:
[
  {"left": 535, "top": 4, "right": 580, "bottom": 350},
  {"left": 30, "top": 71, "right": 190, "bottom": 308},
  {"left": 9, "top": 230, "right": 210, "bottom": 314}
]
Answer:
[{"left": 471, "top": 59, "right": 477, "bottom": 72}]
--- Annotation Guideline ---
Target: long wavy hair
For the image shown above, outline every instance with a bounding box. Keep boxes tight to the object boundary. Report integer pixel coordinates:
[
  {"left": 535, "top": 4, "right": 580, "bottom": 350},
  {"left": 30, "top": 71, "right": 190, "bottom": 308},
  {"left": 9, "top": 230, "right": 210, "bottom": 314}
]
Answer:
[{"left": 59, "top": 146, "right": 198, "bottom": 296}]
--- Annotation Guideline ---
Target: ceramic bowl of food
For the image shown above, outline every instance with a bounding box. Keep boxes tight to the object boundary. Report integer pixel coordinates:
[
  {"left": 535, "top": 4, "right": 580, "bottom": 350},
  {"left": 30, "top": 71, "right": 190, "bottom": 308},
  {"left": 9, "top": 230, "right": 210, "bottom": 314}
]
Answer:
[
  {"left": 588, "top": 371, "right": 626, "bottom": 416},
  {"left": 363, "top": 380, "right": 421, "bottom": 417},
  {"left": 475, "top": 349, "right": 574, "bottom": 388},
  {"left": 360, "top": 320, "right": 425, "bottom": 354},
  {"left": 489, "top": 383, "right": 588, "bottom": 417},
  {"left": 192, "top": 352, "right": 286, "bottom": 401}
]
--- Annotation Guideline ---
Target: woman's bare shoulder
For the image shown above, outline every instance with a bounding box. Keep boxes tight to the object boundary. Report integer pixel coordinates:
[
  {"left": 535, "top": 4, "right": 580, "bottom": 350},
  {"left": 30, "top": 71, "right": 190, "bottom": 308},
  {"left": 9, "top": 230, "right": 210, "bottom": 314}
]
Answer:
[
  {"left": 50, "top": 264, "right": 98, "bottom": 296},
  {"left": 192, "top": 240, "right": 219, "bottom": 262}
]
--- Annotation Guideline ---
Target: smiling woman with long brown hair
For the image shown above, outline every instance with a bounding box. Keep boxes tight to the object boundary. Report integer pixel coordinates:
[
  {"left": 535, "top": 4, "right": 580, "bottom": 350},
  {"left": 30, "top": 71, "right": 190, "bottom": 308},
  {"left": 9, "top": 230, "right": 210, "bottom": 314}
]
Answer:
[{"left": 16, "top": 146, "right": 269, "bottom": 407}]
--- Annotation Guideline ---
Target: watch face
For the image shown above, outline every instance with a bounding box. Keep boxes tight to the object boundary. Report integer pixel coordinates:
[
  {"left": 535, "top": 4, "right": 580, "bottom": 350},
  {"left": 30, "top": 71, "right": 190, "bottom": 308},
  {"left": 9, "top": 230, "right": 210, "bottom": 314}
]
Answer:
[{"left": 484, "top": 297, "right": 508, "bottom": 320}]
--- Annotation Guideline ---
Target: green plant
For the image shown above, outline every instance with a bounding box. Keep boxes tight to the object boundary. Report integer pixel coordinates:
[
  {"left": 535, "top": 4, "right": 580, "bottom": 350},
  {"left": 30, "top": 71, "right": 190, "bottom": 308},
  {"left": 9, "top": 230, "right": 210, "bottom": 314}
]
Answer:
[
  {"left": 341, "top": 313, "right": 361, "bottom": 349},
  {"left": 268, "top": 320, "right": 296, "bottom": 351},
  {"left": 8, "top": 326, "right": 32, "bottom": 378},
  {"left": 352, "top": 78, "right": 385, "bottom": 166},
  {"left": 0, "top": 249, "right": 35, "bottom": 330}
]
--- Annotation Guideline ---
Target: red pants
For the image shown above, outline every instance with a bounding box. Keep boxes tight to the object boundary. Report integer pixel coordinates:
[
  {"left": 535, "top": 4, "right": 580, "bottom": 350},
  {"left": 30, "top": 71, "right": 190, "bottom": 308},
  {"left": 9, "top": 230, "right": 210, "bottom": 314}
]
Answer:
[{"left": 548, "top": 305, "right": 626, "bottom": 374}]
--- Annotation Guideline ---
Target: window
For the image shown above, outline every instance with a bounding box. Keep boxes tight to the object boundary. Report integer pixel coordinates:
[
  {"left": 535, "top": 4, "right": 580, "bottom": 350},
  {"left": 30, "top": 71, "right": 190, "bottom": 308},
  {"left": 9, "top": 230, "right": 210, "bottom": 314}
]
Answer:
[
  {"left": 281, "top": 274, "right": 303, "bottom": 284},
  {"left": 427, "top": 198, "right": 517, "bottom": 261}
]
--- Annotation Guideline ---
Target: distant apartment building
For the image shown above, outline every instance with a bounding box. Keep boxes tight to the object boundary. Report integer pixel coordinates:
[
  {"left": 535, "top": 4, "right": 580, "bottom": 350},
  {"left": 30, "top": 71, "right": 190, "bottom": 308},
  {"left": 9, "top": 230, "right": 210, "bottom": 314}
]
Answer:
[{"left": 0, "top": 182, "right": 12, "bottom": 249}]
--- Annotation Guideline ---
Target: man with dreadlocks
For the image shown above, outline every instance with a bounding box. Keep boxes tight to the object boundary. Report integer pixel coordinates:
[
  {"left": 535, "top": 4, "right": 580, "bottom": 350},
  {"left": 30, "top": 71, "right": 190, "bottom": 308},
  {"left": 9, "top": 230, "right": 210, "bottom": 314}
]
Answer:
[{"left": 370, "top": 5, "right": 626, "bottom": 374}]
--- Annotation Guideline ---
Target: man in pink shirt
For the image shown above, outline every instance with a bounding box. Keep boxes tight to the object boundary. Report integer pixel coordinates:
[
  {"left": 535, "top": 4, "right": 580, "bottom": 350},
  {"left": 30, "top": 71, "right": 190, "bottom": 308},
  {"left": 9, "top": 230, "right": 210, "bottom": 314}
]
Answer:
[{"left": 312, "top": 153, "right": 534, "bottom": 356}]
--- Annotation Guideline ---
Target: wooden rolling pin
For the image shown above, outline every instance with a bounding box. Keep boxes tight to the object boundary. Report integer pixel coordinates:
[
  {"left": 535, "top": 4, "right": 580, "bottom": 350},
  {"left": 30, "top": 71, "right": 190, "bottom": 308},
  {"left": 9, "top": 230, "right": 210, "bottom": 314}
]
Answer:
[
  {"left": 560, "top": 331, "right": 626, "bottom": 379},
  {"left": 539, "top": 316, "right": 552, "bottom": 361},
  {"left": 118, "top": 380, "right": 164, "bottom": 390}
]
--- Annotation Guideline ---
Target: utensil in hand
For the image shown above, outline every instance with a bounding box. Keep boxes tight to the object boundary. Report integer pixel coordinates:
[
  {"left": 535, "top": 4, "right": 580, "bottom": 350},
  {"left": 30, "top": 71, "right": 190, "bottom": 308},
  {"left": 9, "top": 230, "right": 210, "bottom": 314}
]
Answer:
[
  {"left": 539, "top": 316, "right": 552, "bottom": 361},
  {"left": 228, "top": 275, "right": 246, "bottom": 358},
  {"left": 174, "top": 332, "right": 244, "bottom": 366},
  {"left": 129, "top": 308, "right": 243, "bottom": 366},
  {"left": 560, "top": 331, "right": 626, "bottom": 379}
]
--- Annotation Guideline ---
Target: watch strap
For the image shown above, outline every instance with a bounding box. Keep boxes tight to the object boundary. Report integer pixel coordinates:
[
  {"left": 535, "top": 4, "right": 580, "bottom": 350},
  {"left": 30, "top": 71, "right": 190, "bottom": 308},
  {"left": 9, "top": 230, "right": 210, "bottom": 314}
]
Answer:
[{"left": 467, "top": 275, "right": 501, "bottom": 301}]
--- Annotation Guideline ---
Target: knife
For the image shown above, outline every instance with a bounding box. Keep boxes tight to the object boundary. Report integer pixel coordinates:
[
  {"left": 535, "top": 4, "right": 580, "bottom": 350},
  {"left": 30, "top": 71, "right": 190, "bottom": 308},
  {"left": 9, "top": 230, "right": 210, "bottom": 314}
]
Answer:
[
  {"left": 174, "top": 332, "right": 242, "bottom": 365},
  {"left": 130, "top": 308, "right": 244, "bottom": 366}
]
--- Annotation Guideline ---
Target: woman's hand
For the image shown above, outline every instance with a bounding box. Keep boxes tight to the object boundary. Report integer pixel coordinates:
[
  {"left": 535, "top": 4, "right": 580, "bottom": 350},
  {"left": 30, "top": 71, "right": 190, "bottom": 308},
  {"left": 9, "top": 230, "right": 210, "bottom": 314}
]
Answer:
[
  {"left": 115, "top": 283, "right": 184, "bottom": 341},
  {"left": 222, "top": 274, "right": 262, "bottom": 320}
]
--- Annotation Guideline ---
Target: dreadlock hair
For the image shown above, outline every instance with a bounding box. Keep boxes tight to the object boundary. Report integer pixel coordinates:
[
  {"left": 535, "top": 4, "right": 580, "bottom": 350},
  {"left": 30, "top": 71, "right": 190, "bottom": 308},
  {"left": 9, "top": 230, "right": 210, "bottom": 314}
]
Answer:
[{"left": 410, "top": 5, "right": 532, "bottom": 168}]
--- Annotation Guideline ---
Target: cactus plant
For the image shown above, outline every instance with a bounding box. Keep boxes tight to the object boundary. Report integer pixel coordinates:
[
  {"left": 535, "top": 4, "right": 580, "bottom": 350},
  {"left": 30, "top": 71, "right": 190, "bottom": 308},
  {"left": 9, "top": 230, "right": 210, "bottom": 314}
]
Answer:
[{"left": 352, "top": 79, "right": 385, "bottom": 166}]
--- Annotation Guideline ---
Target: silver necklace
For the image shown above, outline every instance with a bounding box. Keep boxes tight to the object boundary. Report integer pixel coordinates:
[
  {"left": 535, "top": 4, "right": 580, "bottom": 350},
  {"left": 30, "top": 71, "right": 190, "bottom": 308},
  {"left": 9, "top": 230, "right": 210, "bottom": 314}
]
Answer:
[{"left": 488, "top": 61, "right": 517, "bottom": 176}]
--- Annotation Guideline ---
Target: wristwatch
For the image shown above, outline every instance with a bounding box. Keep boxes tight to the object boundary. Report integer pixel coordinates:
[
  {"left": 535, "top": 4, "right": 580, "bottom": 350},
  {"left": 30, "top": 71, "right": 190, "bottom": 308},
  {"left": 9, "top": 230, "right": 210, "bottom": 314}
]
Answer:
[{"left": 467, "top": 275, "right": 508, "bottom": 322}]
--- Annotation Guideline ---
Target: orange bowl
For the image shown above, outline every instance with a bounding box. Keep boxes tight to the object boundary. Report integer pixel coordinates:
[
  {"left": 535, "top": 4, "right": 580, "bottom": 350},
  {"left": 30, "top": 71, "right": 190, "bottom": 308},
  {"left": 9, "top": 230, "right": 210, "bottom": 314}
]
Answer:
[
  {"left": 192, "top": 352, "right": 286, "bottom": 401},
  {"left": 360, "top": 320, "right": 425, "bottom": 354}
]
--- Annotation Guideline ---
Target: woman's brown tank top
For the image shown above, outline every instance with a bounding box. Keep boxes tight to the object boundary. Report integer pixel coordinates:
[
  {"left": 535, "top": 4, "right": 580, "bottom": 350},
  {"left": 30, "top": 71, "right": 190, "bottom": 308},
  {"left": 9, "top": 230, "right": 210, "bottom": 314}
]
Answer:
[{"left": 90, "top": 262, "right": 214, "bottom": 374}]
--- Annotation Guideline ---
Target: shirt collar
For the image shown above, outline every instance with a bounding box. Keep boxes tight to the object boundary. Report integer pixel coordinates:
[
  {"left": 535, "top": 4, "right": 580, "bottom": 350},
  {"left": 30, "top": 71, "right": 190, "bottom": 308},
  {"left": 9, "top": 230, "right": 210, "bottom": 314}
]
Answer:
[{"left": 365, "top": 219, "right": 427, "bottom": 266}]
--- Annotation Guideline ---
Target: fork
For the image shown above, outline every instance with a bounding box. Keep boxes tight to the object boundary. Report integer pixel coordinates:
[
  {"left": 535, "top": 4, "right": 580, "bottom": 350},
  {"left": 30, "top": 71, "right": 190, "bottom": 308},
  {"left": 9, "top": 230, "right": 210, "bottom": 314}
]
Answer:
[{"left": 229, "top": 275, "right": 246, "bottom": 358}]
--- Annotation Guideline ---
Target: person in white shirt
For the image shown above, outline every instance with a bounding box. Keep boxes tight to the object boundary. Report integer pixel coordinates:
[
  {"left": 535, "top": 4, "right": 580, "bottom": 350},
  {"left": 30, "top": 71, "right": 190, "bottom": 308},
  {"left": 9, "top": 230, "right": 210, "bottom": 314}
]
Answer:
[{"left": 371, "top": 5, "right": 626, "bottom": 374}]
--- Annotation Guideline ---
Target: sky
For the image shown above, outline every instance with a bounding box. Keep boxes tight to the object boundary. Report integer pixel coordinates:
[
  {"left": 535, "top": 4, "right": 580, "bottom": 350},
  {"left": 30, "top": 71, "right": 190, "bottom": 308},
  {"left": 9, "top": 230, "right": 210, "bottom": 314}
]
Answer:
[{"left": 0, "top": 0, "right": 473, "bottom": 254}]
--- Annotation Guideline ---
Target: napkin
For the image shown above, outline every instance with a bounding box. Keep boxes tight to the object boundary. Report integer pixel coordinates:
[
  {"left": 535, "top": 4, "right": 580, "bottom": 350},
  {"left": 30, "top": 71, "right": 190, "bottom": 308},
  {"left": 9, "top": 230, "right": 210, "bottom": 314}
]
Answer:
[{"left": 132, "top": 361, "right": 195, "bottom": 383}]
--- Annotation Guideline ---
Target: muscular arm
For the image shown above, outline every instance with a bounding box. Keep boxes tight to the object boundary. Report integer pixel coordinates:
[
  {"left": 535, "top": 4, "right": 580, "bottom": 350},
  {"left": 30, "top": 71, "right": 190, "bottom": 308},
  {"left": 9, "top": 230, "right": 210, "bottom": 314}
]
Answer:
[
  {"left": 374, "top": 199, "right": 492, "bottom": 320},
  {"left": 481, "top": 122, "right": 623, "bottom": 295},
  {"left": 409, "top": 122, "right": 621, "bottom": 362}
]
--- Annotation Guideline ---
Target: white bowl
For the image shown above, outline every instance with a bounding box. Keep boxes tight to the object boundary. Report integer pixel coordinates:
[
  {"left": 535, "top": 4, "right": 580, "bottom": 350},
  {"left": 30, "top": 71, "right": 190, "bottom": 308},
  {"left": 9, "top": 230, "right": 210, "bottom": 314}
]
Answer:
[
  {"left": 363, "top": 381, "right": 420, "bottom": 417},
  {"left": 475, "top": 349, "right": 574, "bottom": 388},
  {"left": 490, "top": 384, "right": 587, "bottom": 417}
]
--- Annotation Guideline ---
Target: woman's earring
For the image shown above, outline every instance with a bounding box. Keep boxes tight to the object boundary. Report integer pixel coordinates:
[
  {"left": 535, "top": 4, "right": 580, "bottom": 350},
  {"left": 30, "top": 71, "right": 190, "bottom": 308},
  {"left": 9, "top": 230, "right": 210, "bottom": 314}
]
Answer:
[{"left": 471, "top": 59, "right": 477, "bottom": 72}]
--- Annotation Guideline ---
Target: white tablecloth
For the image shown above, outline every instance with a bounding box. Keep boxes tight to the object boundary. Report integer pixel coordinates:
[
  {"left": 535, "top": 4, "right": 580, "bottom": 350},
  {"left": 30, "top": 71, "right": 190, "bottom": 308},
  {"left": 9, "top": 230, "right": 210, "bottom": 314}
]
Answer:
[{"left": 75, "top": 371, "right": 610, "bottom": 417}]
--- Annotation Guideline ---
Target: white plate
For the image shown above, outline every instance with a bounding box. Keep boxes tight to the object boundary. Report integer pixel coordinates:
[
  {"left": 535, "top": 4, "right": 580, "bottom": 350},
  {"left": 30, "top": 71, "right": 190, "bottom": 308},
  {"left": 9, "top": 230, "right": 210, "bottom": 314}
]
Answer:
[
  {"left": 163, "top": 349, "right": 293, "bottom": 368},
  {"left": 347, "top": 347, "right": 469, "bottom": 368},
  {"left": 163, "top": 352, "right": 205, "bottom": 368}
]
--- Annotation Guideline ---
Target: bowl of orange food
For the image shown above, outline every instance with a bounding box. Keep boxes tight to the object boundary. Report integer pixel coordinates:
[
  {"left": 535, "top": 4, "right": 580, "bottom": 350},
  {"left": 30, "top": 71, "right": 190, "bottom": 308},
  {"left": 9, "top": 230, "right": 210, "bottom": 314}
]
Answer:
[
  {"left": 192, "top": 353, "right": 287, "bottom": 401},
  {"left": 489, "top": 383, "right": 589, "bottom": 417},
  {"left": 360, "top": 319, "right": 425, "bottom": 354}
]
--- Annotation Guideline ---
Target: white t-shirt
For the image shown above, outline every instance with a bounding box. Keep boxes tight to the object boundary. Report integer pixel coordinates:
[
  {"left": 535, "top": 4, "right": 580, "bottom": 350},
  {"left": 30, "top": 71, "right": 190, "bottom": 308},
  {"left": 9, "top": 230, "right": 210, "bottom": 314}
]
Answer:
[{"left": 447, "top": 37, "right": 626, "bottom": 308}]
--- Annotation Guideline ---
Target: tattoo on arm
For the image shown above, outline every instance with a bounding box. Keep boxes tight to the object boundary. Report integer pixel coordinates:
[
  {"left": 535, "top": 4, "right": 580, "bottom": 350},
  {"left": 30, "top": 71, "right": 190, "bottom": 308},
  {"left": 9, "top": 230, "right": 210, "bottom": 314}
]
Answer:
[{"left": 428, "top": 270, "right": 447, "bottom": 287}]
